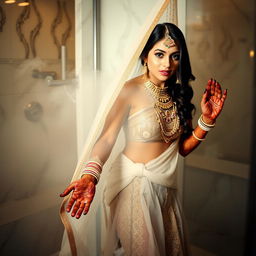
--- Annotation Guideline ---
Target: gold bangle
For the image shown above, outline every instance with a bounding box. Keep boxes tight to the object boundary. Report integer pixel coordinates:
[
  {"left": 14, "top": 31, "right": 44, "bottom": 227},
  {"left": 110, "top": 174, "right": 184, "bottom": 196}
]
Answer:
[{"left": 192, "top": 130, "right": 205, "bottom": 141}]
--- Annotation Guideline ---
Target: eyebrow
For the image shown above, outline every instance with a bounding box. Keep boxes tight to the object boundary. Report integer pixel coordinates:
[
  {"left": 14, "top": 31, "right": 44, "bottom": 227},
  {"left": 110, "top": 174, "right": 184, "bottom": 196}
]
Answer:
[
  {"left": 154, "top": 49, "right": 180, "bottom": 54},
  {"left": 154, "top": 49, "right": 166, "bottom": 53}
]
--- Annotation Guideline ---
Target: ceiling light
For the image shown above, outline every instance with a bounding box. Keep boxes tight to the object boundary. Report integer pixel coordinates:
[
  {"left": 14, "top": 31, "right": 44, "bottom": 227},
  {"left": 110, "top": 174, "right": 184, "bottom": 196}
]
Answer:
[
  {"left": 18, "top": 0, "right": 30, "bottom": 6},
  {"left": 5, "top": 0, "right": 16, "bottom": 4}
]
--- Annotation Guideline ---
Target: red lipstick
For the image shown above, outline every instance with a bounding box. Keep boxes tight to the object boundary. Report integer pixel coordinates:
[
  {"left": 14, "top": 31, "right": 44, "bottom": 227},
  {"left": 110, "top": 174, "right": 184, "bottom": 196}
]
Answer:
[{"left": 159, "top": 70, "right": 171, "bottom": 76}]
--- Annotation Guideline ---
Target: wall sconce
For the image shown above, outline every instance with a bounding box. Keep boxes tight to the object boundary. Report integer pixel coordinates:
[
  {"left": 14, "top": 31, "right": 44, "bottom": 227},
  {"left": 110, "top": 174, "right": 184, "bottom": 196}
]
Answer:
[{"left": 18, "top": 0, "right": 30, "bottom": 6}]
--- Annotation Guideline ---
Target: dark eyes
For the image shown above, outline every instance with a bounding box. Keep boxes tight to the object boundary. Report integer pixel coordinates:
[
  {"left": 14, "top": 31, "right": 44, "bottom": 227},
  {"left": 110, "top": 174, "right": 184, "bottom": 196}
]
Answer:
[
  {"left": 172, "top": 53, "right": 180, "bottom": 61},
  {"left": 155, "top": 52, "right": 164, "bottom": 58},
  {"left": 154, "top": 52, "right": 180, "bottom": 61}
]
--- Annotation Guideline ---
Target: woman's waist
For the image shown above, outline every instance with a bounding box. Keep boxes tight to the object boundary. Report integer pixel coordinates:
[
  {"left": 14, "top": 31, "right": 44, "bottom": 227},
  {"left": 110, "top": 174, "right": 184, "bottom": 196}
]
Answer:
[
  {"left": 104, "top": 141, "right": 180, "bottom": 205},
  {"left": 115, "top": 138, "right": 180, "bottom": 170},
  {"left": 122, "top": 141, "right": 172, "bottom": 164}
]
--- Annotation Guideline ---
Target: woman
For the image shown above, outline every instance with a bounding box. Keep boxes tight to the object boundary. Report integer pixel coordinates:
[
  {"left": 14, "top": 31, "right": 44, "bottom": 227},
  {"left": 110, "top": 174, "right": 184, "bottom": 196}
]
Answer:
[{"left": 60, "top": 23, "right": 227, "bottom": 256}]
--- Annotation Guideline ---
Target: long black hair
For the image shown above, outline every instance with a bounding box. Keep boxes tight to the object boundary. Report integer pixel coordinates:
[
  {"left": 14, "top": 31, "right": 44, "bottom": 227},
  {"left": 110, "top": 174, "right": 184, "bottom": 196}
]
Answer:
[{"left": 140, "top": 23, "right": 195, "bottom": 136}]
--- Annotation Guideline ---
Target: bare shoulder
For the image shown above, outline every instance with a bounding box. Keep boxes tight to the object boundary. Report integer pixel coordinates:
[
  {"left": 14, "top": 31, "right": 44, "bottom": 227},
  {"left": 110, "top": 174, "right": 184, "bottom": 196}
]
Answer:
[
  {"left": 115, "top": 76, "right": 143, "bottom": 109},
  {"left": 122, "top": 75, "right": 144, "bottom": 94}
]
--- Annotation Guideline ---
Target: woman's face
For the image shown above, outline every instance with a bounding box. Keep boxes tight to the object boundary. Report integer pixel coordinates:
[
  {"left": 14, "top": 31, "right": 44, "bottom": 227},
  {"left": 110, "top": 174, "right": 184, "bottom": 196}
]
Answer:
[{"left": 145, "top": 38, "right": 180, "bottom": 86}]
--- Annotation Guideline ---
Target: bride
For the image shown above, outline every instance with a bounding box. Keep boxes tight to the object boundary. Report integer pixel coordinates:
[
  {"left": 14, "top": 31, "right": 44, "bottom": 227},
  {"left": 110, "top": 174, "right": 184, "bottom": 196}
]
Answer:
[{"left": 60, "top": 22, "right": 227, "bottom": 256}]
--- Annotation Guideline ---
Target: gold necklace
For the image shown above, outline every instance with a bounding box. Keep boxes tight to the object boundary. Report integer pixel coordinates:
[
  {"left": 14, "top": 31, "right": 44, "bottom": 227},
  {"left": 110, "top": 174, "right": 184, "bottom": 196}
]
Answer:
[
  {"left": 144, "top": 80, "right": 182, "bottom": 143},
  {"left": 144, "top": 80, "right": 173, "bottom": 109}
]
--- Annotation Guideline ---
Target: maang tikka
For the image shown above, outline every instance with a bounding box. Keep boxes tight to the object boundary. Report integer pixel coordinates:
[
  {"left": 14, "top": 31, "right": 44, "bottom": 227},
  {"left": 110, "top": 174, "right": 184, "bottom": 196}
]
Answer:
[{"left": 163, "top": 25, "right": 176, "bottom": 48}]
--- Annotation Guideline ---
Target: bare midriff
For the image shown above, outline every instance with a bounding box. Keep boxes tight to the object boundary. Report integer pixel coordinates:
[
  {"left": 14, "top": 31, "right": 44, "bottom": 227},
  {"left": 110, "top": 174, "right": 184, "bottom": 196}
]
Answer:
[{"left": 122, "top": 141, "right": 172, "bottom": 164}]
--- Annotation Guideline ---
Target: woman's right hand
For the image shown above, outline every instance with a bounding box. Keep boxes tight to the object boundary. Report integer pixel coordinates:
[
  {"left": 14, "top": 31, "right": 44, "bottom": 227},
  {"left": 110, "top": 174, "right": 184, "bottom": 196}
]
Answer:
[{"left": 60, "top": 175, "right": 97, "bottom": 219}]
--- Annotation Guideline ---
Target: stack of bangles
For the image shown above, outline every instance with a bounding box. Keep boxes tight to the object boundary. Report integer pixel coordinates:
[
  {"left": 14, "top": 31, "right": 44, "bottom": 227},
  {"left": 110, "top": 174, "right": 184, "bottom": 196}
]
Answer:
[
  {"left": 81, "top": 159, "right": 103, "bottom": 184},
  {"left": 192, "top": 114, "right": 216, "bottom": 141}
]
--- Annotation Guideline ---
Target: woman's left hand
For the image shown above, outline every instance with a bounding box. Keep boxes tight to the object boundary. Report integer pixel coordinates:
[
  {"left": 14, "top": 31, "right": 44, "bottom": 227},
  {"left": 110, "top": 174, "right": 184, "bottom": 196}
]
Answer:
[{"left": 200, "top": 78, "right": 227, "bottom": 123}]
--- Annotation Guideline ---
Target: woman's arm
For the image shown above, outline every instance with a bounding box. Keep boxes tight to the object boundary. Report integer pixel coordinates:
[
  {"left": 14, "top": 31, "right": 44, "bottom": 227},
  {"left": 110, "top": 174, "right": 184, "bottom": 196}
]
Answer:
[
  {"left": 89, "top": 83, "right": 132, "bottom": 164},
  {"left": 179, "top": 116, "right": 213, "bottom": 157},
  {"left": 179, "top": 79, "right": 227, "bottom": 157},
  {"left": 60, "top": 83, "right": 132, "bottom": 218}
]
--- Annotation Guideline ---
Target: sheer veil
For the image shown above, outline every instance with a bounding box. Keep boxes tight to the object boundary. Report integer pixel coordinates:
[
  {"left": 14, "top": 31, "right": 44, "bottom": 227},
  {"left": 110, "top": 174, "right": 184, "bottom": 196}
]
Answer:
[{"left": 59, "top": 1, "right": 178, "bottom": 255}]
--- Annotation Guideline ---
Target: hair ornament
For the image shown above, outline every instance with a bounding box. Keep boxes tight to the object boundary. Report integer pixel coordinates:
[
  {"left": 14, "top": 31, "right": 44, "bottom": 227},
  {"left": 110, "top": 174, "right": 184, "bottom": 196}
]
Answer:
[{"left": 163, "top": 25, "right": 176, "bottom": 48}]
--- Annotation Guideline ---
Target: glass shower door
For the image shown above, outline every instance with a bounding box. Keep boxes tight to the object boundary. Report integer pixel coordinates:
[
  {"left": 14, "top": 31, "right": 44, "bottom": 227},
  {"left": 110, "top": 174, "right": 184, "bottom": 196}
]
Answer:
[
  {"left": 183, "top": 0, "right": 255, "bottom": 255},
  {"left": 0, "top": 1, "right": 76, "bottom": 255}
]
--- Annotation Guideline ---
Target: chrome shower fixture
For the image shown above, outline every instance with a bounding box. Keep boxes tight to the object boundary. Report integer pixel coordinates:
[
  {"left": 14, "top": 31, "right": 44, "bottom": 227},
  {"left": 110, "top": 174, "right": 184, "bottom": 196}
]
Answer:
[{"left": 24, "top": 101, "right": 43, "bottom": 122}]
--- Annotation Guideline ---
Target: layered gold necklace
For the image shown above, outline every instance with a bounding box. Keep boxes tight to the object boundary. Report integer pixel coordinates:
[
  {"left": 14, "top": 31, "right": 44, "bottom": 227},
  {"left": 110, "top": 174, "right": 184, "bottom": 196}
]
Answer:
[{"left": 144, "top": 80, "right": 181, "bottom": 143}]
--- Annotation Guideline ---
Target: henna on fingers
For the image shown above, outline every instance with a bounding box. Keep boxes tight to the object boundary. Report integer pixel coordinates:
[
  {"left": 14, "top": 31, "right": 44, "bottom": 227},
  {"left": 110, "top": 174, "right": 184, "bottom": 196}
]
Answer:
[
  {"left": 60, "top": 177, "right": 96, "bottom": 219},
  {"left": 201, "top": 78, "right": 227, "bottom": 122}
]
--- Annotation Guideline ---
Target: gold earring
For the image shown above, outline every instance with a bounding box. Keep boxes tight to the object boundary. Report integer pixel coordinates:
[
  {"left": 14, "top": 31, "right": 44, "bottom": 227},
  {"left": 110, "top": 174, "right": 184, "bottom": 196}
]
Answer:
[
  {"left": 176, "top": 76, "right": 181, "bottom": 84},
  {"left": 143, "top": 62, "right": 149, "bottom": 78}
]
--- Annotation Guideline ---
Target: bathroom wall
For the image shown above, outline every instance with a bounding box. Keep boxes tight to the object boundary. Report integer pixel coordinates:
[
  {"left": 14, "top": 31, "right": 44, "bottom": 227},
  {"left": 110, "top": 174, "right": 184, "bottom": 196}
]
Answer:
[
  {"left": 0, "top": 0, "right": 76, "bottom": 255},
  {"left": 183, "top": 0, "right": 254, "bottom": 255}
]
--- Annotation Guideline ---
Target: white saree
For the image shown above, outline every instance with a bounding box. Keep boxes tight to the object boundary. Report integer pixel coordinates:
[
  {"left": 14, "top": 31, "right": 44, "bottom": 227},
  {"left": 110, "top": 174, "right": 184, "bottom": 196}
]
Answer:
[
  {"left": 103, "top": 139, "right": 190, "bottom": 256},
  {"left": 59, "top": 0, "right": 191, "bottom": 255}
]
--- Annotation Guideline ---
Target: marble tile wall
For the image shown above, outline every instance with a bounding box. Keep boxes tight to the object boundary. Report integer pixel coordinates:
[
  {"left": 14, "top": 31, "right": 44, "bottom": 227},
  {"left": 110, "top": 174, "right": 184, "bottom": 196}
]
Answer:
[
  {"left": 100, "top": 0, "right": 157, "bottom": 74},
  {"left": 186, "top": 0, "right": 254, "bottom": 163}
]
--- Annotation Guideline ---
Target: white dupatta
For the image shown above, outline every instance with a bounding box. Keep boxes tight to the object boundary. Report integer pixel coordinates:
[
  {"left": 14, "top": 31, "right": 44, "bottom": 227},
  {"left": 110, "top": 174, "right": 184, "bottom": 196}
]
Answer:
[{"left": 59, "top": 1, "right": 178, "bottom": 255}]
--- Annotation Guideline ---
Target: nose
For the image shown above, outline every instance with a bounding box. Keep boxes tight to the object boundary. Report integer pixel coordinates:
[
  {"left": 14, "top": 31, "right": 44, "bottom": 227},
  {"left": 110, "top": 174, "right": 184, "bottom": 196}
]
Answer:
[{"left": 162, "top": 56, "right": 171, "bottom": 68}]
